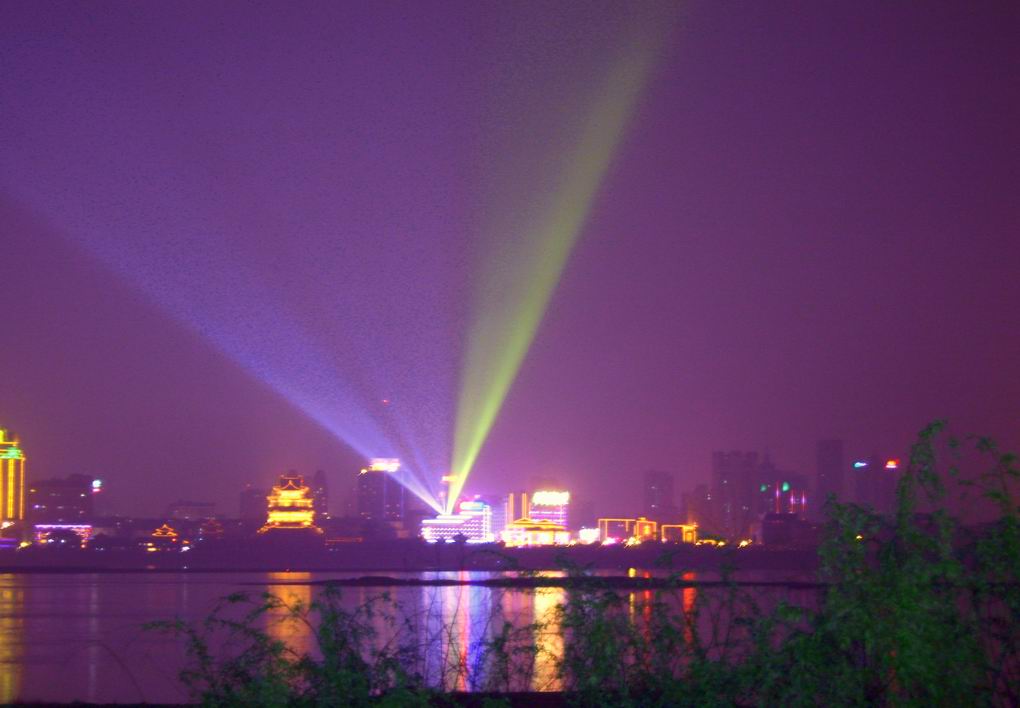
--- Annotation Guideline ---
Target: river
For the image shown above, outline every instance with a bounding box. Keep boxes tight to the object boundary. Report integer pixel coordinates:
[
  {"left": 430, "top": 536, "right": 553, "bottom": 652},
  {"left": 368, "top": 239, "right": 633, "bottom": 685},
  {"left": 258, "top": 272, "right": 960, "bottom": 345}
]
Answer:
[{"left": 0, "top": 569, "right": 819, "bottom": 703}]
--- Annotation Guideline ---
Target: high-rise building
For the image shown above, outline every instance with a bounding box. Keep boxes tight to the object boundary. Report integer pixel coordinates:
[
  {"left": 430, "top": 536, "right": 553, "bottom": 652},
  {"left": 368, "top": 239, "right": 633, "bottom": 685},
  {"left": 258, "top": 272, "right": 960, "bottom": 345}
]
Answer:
[
  {"left": 27, "top": 474, "right": 95, "bottom": 524},
  {"left": 166, "top": 500, "right": 216, "bottom": 521},
  {"left": 643, "top": 470, "right": 678, "bottom": 521},
  {"left": 816, "top": 439, "right": 845, "bottom": 512},
  {"left": 711, "top": 451, "right": 759, "bottom": 539},
  {"left": 685, "top": 483, "right": 713, "bottom": 529},
  {"left": 529, "top": 490, "right": 570, "bottom": 528},
  {"left": 259, "top": 473, "right": 322, "bottom": 534},
  {"left": 756, "top": 475, "right": 809, "bottom": 517},
  {"left": 357, "top": 459, "right": 404, "bottom": 522},
  {"left": 311, "top": 470, "right": 329, "bottom": 519},
  {"left": 852, "top": 455, "right": 900, "bottom": 514},
  {"left": 0, "top": 429, "right": 26, "bottom": 524}
]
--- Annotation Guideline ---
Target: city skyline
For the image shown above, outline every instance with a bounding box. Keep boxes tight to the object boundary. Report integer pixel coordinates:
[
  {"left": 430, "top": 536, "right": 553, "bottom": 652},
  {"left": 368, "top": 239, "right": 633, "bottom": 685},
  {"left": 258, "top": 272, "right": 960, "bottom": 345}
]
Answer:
[
  {"left": 2, "top": 1, "right": 1018, "bottom": 518},
  {"left": 1, "top": 2, "right": 1017, "bottom": 704}
]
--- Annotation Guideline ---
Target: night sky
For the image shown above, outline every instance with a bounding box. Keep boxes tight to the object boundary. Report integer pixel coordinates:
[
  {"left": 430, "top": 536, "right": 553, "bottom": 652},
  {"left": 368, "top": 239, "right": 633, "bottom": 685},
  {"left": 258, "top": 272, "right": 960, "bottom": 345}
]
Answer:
[{"left": 2, "top": 1, "right": 1018, "bottom": 517}]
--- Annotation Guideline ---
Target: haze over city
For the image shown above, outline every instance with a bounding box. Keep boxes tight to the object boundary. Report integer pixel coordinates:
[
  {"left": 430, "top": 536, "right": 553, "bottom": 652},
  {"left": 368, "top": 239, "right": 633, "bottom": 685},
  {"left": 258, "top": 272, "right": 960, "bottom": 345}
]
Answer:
[{"left": 2, "top": 0, "right": 1018, "bottom": 519}]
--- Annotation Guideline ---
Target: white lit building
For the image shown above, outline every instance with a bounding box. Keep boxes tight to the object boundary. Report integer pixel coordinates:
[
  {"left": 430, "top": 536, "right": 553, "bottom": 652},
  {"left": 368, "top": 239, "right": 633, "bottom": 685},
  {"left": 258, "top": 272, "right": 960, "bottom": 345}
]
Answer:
[
  {"left": 420, "top": 500, "right": 493, "bottom": 543},
  {"left": 528, "top": 490, "right": 569, "bottom": 528}
]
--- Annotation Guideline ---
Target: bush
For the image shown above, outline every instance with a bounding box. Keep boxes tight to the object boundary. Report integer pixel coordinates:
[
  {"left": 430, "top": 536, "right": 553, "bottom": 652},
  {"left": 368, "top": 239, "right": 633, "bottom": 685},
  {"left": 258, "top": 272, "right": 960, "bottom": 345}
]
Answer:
[{"left": 152, "top": 422, "right": 1020, "bottom": 706}]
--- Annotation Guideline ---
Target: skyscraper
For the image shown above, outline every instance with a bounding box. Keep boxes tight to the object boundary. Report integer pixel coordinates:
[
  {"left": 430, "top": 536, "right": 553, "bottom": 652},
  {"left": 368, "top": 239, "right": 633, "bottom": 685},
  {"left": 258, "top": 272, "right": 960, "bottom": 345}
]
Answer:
[
  {"left": 27, "top": 474, "right": 95, "bottom": 524},
  {"left": 711, "top": 451, "right": 759, "bottom": 539},
  {"left": 643, "top": 470, "right": 678, "bottom": 521},
  {"left": 816, "top": 440, "right": 845, "bottom": 513},
  {"left": 357, "top": 459, "right": 404, "bottom": 522},
  {"left": 311, "top": 470, "right": 329, "bottom": 519},
  {"left": 0, "top": 429, "right": 26, "bottom": 524},
  {"left": 852, "top": 455, "right": 900, "bottom": 514},
  {"left": 529, "top": 490, "right": 570, "bottom": 528}
]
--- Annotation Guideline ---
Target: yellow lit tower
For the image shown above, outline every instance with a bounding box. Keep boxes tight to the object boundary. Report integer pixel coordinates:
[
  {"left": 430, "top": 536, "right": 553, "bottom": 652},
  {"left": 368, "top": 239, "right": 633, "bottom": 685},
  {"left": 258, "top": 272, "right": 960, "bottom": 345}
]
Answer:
[
  {"left": 0, "top": 429, "right": 26, "bottom": 525},
  {"left": 258, "top": 472, "right": 322, "bottom": 534}
]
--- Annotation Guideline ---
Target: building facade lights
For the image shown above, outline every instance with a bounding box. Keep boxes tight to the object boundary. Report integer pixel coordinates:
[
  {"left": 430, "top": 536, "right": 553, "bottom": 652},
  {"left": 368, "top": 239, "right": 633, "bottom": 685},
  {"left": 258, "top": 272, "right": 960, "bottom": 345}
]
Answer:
[
  {"left": 368, "top": 458, "right": 401, "bottom": 473},
  {"left": 529, "top": 489, "right": 570, "bottom": 528},
  {"left": 420, "top": 500, "right": 493, "bottom": 543},
  {"left": 501, "top": 519, "right": 569, "bottom": 547},
  {"left": 0, "top": 429, "right": 26, "bottom": 524},
  {"left": 259, "top": 473, "right": 322, "bottom": 534}
]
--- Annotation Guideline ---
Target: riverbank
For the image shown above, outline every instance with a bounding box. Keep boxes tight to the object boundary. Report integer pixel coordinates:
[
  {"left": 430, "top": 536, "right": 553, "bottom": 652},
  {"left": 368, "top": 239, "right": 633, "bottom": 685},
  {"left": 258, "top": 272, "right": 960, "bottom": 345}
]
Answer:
[{"left": 0, "top": 539, "right": 818, "bottom": 574}]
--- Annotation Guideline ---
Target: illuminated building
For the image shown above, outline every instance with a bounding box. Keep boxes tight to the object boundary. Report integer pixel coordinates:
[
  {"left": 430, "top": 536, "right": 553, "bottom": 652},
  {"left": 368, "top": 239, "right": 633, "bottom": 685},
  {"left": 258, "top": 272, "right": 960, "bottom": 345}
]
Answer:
[
  {"left": 259, "top": 473, "right": 323, "bottom": 534},
  {"left": 633, "top": 517, "right": 657, "bottom": 540},
  {"left": 420, "top": 500, "right": 493, "bottom": 543},
  {"left": 501, "top": 519, "right": 569, "bottom": 547},
  {"left": 143, "top": 522, "right": 179, "bottom": 551},
  {"left": 756, "top": 475, "right": 809, "bottom": 517},
  {"left": 529, "top": 490, "right": 569, "bottom": 528},
  {"left": 358, "top": 458, "right": 404, "bottom": 522},
  {"left": 496, "top": 491, "right": 529, "bottom": 536},
  {"left": 643, "top": 470, "right": 678, "bottom": 521},
  {"left": 27, "top": 474, "right": 95, "bottom": 524},
  {"left": 577, "top": 527, "right": 601, "bottom": 544},
  {"left": 597, "top": 517, "right": 658, "bottom": 543},
  {"left": 0, "top": 430, "right": 26, "bottom": 524},
  {"left": 660, "top": 523, "right": 698, "bottom": 544},
  {"left": 152, "top": 523, "right": 178, "bottom": 539},
  {"left": 34, "top": 524, "right": 92, "bottom": 547}
]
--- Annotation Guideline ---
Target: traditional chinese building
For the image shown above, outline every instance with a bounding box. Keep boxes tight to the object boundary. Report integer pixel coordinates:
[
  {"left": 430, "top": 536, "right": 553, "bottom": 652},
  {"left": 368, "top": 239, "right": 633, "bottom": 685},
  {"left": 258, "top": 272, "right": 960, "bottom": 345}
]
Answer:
[{"left": 259, "top": 473, "right": 322, "bottom": 534}]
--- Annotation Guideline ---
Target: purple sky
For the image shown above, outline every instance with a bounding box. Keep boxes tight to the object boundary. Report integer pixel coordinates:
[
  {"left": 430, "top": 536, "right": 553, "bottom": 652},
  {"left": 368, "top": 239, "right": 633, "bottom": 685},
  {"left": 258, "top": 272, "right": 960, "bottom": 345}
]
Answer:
[{"left": 2, "top": 1, "right": 1018, "bottom": 517}]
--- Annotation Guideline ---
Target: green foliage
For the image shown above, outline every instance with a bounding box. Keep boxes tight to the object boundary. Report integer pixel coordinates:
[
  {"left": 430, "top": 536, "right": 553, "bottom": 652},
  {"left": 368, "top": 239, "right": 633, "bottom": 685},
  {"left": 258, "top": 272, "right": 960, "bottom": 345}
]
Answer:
[{"left": 153, "top": 422, "right": 1020, "bottom": 706}]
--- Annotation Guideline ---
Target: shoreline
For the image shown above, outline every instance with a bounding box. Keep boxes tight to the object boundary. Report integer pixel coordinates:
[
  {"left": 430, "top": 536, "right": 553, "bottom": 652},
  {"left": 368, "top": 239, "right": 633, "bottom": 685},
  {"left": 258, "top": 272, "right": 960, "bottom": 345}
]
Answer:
[{"left": 0, "top": 541, "right": 819, "bottom": 574}]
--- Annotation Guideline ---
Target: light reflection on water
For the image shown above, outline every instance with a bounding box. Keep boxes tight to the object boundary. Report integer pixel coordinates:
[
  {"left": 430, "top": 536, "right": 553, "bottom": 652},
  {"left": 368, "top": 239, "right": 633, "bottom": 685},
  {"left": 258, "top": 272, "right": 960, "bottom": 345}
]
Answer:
[
  {"left": 265, "top": 571, "right": 315, "bottom": 658},
  {"left": 532, "top": 586, "right": 564, "bottom": 691},
  {"left": 0, "top": 570, "right": 813, "bottom": 703},
  {"left": 0, "top": 578, "right": 23, "bottom": 703}
]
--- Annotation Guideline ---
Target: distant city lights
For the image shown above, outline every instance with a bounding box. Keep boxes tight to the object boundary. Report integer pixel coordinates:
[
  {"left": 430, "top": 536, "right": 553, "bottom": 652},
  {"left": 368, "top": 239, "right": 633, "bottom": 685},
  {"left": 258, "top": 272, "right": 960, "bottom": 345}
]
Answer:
[{"left": 885, "top": 459, "right": 900, "bottom": 470}]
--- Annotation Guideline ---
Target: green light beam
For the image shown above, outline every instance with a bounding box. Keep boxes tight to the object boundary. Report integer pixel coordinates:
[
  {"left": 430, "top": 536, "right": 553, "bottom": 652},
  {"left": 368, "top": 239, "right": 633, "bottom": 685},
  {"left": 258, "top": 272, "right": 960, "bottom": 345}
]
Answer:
[{"left": 448, "top": 38, "right": 663, "bottom": 511}]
